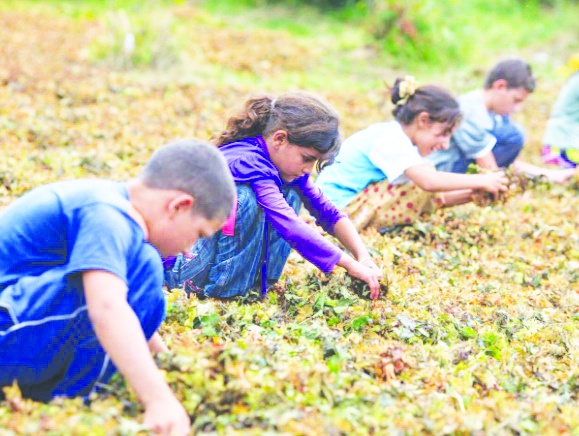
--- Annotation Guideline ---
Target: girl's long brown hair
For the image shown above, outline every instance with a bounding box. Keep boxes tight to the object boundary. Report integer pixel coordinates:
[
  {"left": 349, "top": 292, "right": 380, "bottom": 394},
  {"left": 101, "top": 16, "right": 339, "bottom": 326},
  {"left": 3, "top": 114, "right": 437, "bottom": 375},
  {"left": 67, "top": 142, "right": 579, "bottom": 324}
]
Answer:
[{"left": 214, "top": 91, "right": 341, "bottom": 171}]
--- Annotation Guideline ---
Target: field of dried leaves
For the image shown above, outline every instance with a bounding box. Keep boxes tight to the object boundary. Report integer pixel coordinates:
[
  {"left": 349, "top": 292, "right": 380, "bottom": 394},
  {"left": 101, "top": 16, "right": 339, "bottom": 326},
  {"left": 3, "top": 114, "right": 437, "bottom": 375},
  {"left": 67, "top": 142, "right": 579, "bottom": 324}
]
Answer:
[{"left": 0, "top": 3, "right": 578, "bottom": 435}]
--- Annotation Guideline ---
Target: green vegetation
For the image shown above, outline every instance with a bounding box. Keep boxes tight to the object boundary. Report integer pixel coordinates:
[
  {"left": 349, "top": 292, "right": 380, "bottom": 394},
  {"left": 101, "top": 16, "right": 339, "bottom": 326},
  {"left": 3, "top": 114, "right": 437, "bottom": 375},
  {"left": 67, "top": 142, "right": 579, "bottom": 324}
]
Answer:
[{"left": 4, "top": 0, "right": 578, "bottom": 84}]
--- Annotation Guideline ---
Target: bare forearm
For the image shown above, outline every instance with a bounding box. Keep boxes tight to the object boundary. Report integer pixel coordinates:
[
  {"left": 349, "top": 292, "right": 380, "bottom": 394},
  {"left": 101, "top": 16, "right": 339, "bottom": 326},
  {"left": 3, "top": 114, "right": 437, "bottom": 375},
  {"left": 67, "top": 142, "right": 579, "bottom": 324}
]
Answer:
[
  {"left": 512, "top": 160, "right": 553, "bottom": 176},
  {"left": 83, "top": 270, "right": 189, "bottom": 434},
  {"left": 337, "top": 251, "right": 358, "bottom": 271},
  {"left": 441, "top": 189, "right": 474, "bottom": 207},
  {"left": 475, "top": 153, "right": 499, "bottom": 170},
  {"left": 406, "top": 165, "right": 490, "bottom": 192},
  {"left": 512, "top": 160, "right": 576, "bottom": 183},
  {"left": 89, "top": 303, "right": 173, "bottom": 405},
  {"left": 333, "top": 217, "right": 371, "bottom": 261},
  {"left": 421, "top": 172, "right": 492, "bottom": 192}
]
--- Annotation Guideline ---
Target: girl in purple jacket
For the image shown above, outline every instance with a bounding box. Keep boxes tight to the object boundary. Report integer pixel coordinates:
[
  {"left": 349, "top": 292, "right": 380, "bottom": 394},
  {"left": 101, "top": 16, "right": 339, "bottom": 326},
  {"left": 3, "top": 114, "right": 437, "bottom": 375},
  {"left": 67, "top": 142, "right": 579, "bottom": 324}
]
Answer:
[{"left": 165, "top": 91, "right": 383, "bottom": 299}]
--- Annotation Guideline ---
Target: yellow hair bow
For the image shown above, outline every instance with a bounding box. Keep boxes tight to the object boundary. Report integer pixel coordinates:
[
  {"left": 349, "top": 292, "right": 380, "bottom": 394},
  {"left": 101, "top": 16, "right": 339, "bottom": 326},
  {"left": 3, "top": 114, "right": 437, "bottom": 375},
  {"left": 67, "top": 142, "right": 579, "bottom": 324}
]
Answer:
[{"left": 397, "top": 75, "right": 418, "bottom": 105}]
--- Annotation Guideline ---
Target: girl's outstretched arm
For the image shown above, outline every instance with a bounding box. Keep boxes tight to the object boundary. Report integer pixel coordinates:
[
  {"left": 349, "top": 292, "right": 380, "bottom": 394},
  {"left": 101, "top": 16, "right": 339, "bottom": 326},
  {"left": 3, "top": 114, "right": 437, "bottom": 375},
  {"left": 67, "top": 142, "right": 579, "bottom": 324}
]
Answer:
[
  {"left": 405, "top": 164, "right": 508, "bottom": 195},
  {"left": 333, "top": 217, "right": 383, "bottom": 299},
  {"left": 333, "top": 217, "right": 376, "bottom": 265}
]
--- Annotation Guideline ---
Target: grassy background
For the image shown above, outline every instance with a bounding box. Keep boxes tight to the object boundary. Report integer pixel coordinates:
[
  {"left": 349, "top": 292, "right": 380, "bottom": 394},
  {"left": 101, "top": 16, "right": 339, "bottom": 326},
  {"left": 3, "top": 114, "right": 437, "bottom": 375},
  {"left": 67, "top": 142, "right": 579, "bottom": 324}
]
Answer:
[
  {"left": 5, "top": 0, "right": 579, "bottom": 83},
  {"left": 1, "top": 0, "right": 578, "bottom": 148}
]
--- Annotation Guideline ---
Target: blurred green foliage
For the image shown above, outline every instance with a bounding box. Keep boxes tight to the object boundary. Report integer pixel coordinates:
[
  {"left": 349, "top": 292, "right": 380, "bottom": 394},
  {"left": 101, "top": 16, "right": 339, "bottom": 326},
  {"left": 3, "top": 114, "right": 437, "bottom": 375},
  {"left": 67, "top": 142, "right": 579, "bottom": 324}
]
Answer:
[
  {"left": 263, "top": 0, "right": 359, "bottom": 9},
  {"left": 4, "top": 0, "right": 578, "bottom": 72},
  {"left": 361, "top": 0, "right": 576, "bottom": 67},
  {"left": 211, "top": 0, "right": 578, "bottom": 69}
]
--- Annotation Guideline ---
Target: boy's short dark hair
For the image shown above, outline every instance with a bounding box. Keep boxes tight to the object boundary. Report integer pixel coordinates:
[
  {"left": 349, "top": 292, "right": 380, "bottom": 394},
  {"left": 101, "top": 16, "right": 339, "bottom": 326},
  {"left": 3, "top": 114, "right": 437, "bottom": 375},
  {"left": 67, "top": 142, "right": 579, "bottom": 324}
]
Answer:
[
  {"left": 140, "top": 139, "right": 235, "bottom": 221},
  {"left": 484, "top": 58, "right": 536, "bottom": 92}
]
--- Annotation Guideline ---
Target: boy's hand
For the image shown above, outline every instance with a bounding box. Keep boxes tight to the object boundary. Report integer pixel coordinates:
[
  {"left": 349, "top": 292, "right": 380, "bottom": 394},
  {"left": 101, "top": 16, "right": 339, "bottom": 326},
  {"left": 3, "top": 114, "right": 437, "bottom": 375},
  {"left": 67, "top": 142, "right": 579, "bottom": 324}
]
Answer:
[
  {"left": 144, "top": 396, "right": 191, "bottom": 436},
  {"left": 148, "top": 332, "right": 169, "bottom": 354},
  {"left": 347, "top": 261, "right": 383, "bottom": 299}
]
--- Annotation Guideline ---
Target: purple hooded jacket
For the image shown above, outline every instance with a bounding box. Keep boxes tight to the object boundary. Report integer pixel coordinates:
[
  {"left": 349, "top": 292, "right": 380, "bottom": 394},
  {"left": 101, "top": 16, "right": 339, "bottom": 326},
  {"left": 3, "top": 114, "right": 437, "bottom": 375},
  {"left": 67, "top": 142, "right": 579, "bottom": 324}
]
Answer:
[{"left": 220, "top": 136, "right": 345, "bottom": 273}]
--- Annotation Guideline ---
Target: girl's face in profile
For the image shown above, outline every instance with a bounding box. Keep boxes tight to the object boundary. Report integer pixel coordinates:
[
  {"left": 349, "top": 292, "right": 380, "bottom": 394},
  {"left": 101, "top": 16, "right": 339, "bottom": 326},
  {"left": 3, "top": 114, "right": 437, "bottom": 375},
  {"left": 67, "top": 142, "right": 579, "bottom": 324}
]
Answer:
[
  {"left": 410, "top": 114, "right": 456, "bottom": 156},
  {"left": 268, "top": 130, "right": 323, "bottom": 182}
]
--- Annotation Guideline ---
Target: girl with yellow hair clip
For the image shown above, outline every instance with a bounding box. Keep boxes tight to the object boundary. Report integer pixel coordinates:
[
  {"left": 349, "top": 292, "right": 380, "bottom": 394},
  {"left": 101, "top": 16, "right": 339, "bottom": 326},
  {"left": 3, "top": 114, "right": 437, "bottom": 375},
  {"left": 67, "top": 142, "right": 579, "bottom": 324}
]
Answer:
[{"left": 315, "top": 77, "right": 509, "bottom": 231}]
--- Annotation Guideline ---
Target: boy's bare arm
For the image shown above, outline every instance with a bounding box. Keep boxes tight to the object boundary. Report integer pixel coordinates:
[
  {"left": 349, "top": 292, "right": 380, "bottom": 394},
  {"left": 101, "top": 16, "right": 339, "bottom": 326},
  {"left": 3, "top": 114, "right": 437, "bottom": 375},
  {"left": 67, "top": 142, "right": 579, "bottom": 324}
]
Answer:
[
  {"left": 512, "top": 160, "right": 575, "bottom": 183},
  {"left": 475, "top": 152, "right": 499, "bottom": 170},
  {"left": 149, "top": 332, "right": 169, "bottom": 354},
  {"left": 83, "top": 270, "right": 189, "bottom": 435}
]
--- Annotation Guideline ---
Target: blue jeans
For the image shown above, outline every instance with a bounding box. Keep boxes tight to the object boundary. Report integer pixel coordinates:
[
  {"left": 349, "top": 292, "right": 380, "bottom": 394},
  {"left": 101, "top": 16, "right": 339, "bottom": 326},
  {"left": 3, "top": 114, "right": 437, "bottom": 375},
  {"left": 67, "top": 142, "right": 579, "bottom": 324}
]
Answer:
[
  {"left": 165, "top": 185, "right": 301, "bottom": 298},
  {"left": 451, "top": 117, "right": 524, "bottom": 173}
]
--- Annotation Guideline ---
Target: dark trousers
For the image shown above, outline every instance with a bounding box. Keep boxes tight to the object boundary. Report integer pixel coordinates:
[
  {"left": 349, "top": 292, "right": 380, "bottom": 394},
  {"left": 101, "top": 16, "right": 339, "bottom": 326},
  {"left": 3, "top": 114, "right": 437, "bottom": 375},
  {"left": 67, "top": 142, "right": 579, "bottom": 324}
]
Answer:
[{"left": 452, "top": 118, "right": 524, "bottom": 173}]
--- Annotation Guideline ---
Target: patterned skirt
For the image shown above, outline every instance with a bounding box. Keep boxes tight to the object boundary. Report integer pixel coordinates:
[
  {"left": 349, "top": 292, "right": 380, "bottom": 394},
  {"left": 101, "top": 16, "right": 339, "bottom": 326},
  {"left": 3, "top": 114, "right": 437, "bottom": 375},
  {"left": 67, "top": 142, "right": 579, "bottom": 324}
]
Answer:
[{"left": 344, "top": 181, "right": 444, "bottom": 231}]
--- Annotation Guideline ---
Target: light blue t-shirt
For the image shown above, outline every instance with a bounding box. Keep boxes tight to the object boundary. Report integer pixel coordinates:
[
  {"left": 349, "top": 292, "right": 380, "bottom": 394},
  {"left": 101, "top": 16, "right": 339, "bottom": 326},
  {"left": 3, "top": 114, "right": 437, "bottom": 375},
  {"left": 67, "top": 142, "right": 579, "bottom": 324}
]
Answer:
[
  {"left": 315, "top": 121, "right": 425, "bottom": 209},
  {"left": 427, "top": 89, "right": 500, "bottom": 171},
  {"left": 543, "top": 72, "right": 579, "bottom": 151},
  {"left": 0, "top": 180, "right": 165, "bottom": 395}
]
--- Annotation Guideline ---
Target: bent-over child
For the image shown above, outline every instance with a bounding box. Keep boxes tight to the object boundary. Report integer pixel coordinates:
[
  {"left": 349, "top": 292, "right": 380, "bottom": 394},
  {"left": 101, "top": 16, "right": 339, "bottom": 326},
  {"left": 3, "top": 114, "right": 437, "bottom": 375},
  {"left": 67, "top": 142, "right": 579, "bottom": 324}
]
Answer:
[
  {"left": 315, "top": 77, "right": 509, "bottom": 231},
  {"left": 428, "top": 58, "right": 575, "bottom": 183},
  {"left": 0, "top": 140, "right": 236, "bottom": 436},
  {"left": 165, "top": 91, "right": 383, "bottom": 299}
]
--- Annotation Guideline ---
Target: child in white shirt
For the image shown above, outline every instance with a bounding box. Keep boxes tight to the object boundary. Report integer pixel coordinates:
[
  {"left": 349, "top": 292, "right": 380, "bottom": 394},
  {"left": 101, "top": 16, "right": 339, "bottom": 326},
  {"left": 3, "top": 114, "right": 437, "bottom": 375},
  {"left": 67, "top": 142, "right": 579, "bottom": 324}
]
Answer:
[{"left": 316, "top": 77, "right": 508, "bottom": 230}]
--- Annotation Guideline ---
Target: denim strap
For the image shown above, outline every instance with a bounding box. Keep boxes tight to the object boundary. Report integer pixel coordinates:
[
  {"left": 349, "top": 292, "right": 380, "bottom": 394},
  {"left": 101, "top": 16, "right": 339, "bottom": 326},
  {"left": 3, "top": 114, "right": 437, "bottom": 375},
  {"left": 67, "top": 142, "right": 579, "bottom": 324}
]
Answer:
[{"left": 260, "top": 219, "right": 270, "bottom": 296}]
